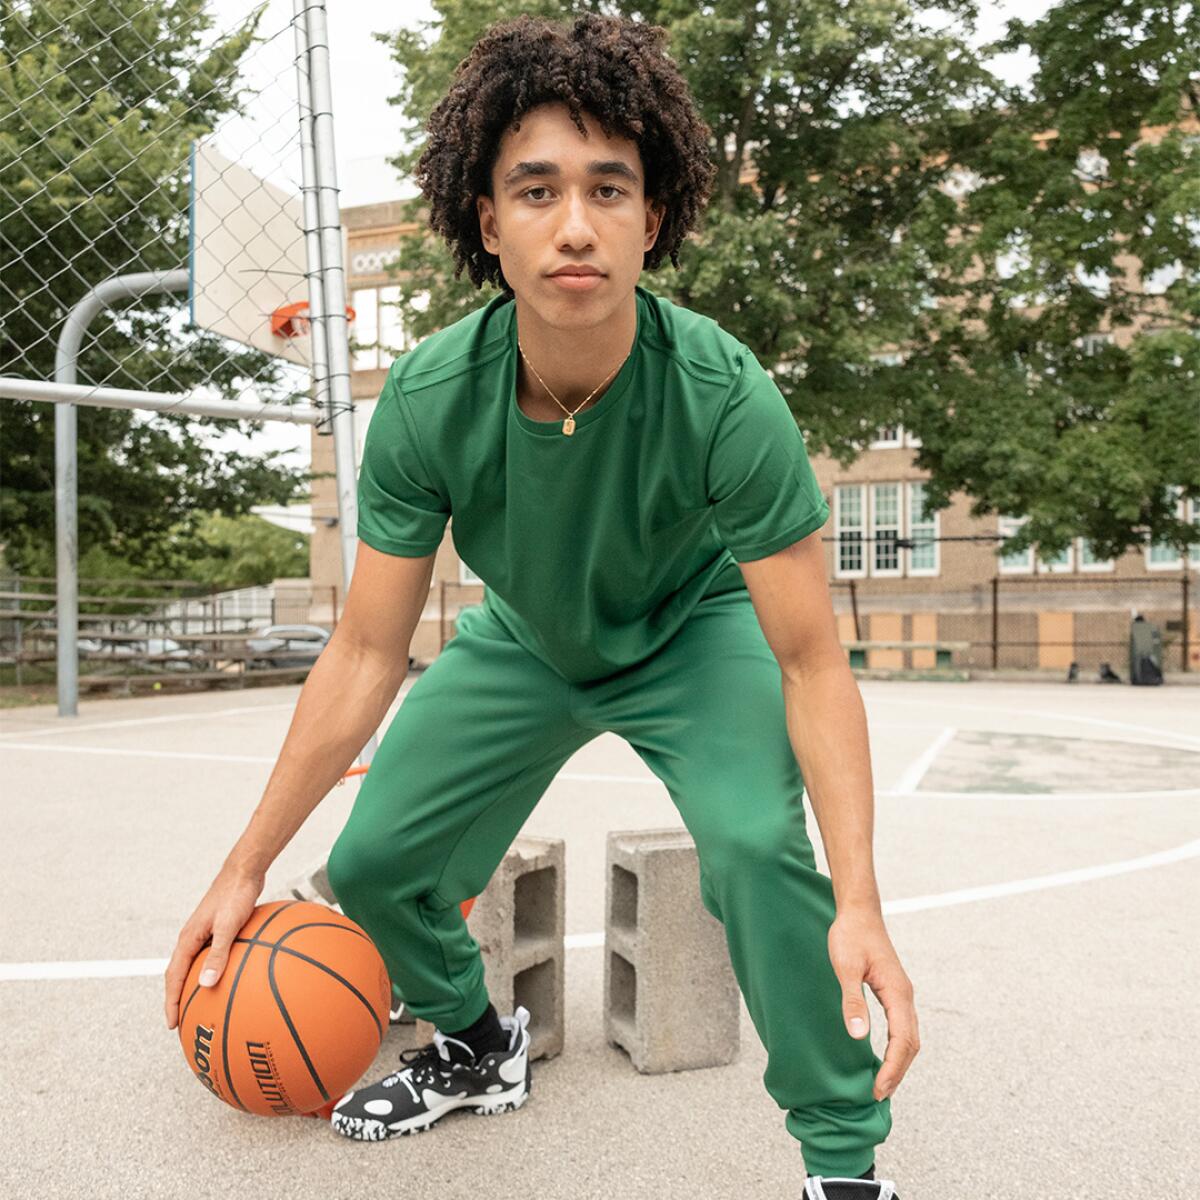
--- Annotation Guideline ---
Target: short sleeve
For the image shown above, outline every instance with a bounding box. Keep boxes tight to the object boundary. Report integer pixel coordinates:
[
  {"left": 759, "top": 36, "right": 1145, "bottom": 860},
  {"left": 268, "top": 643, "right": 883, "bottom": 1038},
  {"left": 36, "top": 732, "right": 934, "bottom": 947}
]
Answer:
[
  {"left": 355, "top": 369, "right": 450, "bottom": 557},
  {"left": 705, "top": 349, "right": 830, "bottom": 562}
]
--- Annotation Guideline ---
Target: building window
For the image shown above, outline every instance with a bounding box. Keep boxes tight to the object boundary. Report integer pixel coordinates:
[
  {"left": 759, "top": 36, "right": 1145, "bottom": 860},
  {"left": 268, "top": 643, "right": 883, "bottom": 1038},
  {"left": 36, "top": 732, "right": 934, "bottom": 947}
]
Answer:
[
  {"left": 998, "top": 515, "right": 1033, "bottom": 573},
  {"left": 908, "top": 481, "right": 939, "bottom": 575},
  {"left": 459, "top": 561, "right": 483, "bottom": 585},
  {"left": 350, "top": 287, "right": 380, "bottom": 371},
  {"left": 871, "top": 483, "right": 902, "bottom": 576},
  {"left": 869, "top": 425, "right": 903, "bottom": 449},
  {"left": 1078, "top": 332, "right": 1114, "bottom": 356},
  {"left": 1147, "top": 486, "right": 1200, "bottom": 569},
  {"left": 349, "top": 287, "right": 425, "bottom": 371},
  {"left": 835, "top": 480, "right": 940, "bottom": 578},
  {"left": 1078, "top": 538, "right": 1115, "bottom": 572},
  {"left": 835, "top": 484, "right": 866, "bottom": 577},
  {"left": 1037, "top": 541, "right": 1074, "bottom": 573}
]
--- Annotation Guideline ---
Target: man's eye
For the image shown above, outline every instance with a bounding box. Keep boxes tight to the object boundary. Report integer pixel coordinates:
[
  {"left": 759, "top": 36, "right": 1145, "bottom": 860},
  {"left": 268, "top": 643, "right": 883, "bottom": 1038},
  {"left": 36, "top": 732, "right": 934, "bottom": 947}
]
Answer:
[{"left": 520, "top": 185, "right": 626, "bottom": 200}]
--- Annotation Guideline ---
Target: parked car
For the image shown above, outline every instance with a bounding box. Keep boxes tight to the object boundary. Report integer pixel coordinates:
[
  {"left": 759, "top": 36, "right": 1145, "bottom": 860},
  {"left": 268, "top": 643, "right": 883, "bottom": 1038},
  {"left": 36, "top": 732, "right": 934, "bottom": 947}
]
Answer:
[
  {"left": 77, "top": 635, "right": 197, "bottom": 673},
  {"left": 245, "top": 624, "right": 331, "bottom": 669}
]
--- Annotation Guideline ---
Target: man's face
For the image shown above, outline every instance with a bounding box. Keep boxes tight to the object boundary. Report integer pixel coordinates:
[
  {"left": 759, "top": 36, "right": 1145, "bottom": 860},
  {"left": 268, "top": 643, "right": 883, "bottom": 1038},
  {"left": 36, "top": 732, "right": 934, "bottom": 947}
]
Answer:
[{"left": 478, "top": 101, "right": 664, "bottom": 326}]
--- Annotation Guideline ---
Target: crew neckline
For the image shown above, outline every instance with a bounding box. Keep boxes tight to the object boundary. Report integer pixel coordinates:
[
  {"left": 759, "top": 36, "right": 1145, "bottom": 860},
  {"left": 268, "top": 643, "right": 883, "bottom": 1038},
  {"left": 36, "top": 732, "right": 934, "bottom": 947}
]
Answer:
[{"left": 508, "top": 287, "right": 645, "bottom": 438}]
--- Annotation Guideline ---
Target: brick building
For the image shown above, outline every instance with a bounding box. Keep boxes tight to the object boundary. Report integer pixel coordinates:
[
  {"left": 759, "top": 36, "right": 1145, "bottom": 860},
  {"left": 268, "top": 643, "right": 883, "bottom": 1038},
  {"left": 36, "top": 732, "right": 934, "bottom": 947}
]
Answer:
[{"left": 309, "top": 188, "right": 1198, "bottom": 676}]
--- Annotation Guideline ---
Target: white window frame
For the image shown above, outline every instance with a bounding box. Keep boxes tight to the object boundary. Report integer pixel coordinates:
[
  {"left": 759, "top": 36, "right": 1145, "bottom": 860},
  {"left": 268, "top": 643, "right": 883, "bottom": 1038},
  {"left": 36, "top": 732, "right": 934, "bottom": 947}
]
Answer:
[
  {"left": 1036, "top": 543, "right": 1074, "bottom": 573},
  {"left": 998, "top": 515, "right": 1033, "bottom": 574},
  {"left": 1077, "top": 537, "right": 1115, "bottom": 572},
  {"left": 906, "top": 481, "right": 939, "bottom": 577},
  {"left": 834, "top": 484, "right": 867, "bottom": 578},
  {"left": 870, "top": 483, "right": 903, "bottom": 577},
  {"left": 350, "top": 287, "right": 380, "bottom": 372},
  {"left": 869, "top": 425, "right": 903, "bottom": 449},
  {"left": 1145, "top": 485, "right": 1189, "bottom": 570}
]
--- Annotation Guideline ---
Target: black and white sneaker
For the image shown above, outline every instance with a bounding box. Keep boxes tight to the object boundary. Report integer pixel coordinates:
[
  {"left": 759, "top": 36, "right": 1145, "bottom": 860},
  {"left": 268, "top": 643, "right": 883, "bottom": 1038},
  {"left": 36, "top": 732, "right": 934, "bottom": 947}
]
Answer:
[
  {"left": 804, "top": 1178, "right": 898, "bottom": 1199},
  {"left": 330, "top": 1006, "right": 532, "bottom": 1140}
]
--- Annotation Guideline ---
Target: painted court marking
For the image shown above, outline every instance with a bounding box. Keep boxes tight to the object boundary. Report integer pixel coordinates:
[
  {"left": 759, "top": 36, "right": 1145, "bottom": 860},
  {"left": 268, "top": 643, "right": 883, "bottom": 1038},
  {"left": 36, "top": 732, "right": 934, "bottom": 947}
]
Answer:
[
  {"left": 3, "top": 836, "right": 1196, "bottom": 982},
  {"left": 892, "top": 726, "right": 957, "bottom": 794}
]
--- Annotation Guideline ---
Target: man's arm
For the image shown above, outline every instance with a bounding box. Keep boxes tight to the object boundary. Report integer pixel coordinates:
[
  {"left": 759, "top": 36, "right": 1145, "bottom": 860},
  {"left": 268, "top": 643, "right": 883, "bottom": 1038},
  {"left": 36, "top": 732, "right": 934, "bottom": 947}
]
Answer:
[
  {"left": 739, "top": 528, "right": 920, "bottom": 1103},
  {"left": 164, "top": 541, "right": 435, "bottom": 1028}
]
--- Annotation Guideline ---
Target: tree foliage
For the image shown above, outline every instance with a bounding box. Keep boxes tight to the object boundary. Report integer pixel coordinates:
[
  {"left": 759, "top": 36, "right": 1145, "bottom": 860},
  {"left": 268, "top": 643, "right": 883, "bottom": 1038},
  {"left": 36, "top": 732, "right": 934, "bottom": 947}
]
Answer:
[
  {"left": 0, "top": 0, "right": 313, "bottom": 575},
  {"left": 374, "top": 0, "right": 1199, "bottom": 559}
]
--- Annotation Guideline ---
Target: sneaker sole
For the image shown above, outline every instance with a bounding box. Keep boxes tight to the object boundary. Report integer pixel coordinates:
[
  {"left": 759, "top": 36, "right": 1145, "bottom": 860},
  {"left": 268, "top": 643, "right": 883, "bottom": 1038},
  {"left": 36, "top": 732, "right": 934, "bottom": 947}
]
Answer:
[{"left": 330, "top": 1063, "right": 531, "bottom": 1141}]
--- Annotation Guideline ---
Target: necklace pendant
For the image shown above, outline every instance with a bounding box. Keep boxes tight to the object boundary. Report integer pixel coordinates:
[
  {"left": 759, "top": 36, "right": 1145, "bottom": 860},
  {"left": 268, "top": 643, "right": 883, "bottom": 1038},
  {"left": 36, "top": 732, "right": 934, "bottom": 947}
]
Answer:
[{"left": 562, "top": 416, "right": 576, "bottom": 436}]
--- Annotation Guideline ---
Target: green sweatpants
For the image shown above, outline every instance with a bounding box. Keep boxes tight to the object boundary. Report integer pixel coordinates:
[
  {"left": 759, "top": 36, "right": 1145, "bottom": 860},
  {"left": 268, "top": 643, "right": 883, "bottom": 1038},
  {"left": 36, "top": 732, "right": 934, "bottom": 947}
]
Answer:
[{"left": 326, "top": 589, "right": 891, "bottom": 1176}]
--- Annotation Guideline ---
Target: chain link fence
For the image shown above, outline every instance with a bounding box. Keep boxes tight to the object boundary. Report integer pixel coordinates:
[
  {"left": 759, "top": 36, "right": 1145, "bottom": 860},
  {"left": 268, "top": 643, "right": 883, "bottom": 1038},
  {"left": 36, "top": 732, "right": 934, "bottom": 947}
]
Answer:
[
  {"left": 0, "top": 0, "right": 325, "bottom": 411},
  {"left": 1, "top": 0, "right": 365, "bottom": 716}
]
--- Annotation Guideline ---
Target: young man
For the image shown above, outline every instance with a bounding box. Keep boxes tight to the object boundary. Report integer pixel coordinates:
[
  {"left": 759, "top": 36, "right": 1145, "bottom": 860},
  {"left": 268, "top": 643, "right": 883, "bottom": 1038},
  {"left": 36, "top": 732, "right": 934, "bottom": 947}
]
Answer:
[{"left": 165, "top": 13, "right": 918, "bottom": 1197}]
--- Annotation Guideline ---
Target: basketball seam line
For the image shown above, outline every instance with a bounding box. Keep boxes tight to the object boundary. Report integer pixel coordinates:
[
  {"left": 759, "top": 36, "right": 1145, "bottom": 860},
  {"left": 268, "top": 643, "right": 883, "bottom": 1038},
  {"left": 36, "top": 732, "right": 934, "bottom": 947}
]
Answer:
[{"left": 221, "top": 902, "right": 297, "bottom": 1113}]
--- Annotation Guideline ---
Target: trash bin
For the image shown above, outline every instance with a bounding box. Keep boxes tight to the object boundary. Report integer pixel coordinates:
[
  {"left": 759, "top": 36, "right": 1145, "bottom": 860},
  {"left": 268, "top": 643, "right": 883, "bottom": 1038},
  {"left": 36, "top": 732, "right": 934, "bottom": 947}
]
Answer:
[{"left": 1129, "top": 614, "right": 1164, "bottom": 686}]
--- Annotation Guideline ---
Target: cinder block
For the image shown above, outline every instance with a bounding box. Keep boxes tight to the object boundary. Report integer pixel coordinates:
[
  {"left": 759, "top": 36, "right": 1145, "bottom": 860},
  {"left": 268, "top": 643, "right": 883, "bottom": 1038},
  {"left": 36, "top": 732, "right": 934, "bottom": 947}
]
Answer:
[
  {"left": 274, "top": 858, "right": 341, "bottom": 910},
  {"left": 416, "top": 835, "right": 565, "bottom": 1062},
  {"left": 605, "top": 828, "right": 740, "bottom": 1074}
]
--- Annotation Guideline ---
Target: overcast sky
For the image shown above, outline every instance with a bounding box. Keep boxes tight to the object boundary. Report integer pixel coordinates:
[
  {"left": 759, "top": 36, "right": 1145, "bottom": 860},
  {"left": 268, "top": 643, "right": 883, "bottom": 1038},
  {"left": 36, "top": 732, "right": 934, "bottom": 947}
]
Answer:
[{"left": 203, "top": 0, "right": 1053, "bottom": 473}]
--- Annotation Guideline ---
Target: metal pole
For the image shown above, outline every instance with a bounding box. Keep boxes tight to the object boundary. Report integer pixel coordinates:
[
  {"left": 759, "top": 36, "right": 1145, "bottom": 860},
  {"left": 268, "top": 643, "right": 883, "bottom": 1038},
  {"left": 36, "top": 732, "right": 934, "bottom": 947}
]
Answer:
[
  {"left": 300, "top": 0, "right": 360, "bottom": 595},
  {"left": 53, "top": 269, "right": 188, "bottom": 717},
  {"left": 991, "top": 576, "right": 1000, "bottom": 669},
  {"left": 1183, "top": 573, "right": 1191, "bottom": 674},
  {"left": 291, "top": 0, "right": 333, "bottom": 433},
  {"left": 300, "top": 0, "right": 376, "bottom": 766}
]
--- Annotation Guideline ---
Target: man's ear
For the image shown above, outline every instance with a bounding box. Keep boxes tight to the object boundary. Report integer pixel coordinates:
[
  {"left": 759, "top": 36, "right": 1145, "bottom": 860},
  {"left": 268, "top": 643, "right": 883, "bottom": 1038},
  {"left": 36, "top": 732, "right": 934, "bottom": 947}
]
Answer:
[
  {"left": 644, "top": 198, "right": 666, "bottom": 252},
  {"left": 478, "top": 194, "right": 498, "bottom": 255}
]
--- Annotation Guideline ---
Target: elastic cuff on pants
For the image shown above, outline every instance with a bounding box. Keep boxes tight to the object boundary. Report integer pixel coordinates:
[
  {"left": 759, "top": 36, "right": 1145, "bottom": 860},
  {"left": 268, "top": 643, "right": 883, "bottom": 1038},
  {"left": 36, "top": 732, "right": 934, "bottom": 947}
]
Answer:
[
  {"left": 801, "top": 1149, "right": 879, "bottom": 1180},
  {"left": 408, "top": 988, "right": 492, "bottom": 1034}
]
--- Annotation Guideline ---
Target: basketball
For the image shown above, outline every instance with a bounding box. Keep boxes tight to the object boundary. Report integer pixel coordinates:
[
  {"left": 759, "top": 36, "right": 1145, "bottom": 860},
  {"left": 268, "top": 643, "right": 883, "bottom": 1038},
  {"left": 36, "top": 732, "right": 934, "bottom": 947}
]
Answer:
[{"left": 177, "top": 900, "right": 391, "bottom": 1116}]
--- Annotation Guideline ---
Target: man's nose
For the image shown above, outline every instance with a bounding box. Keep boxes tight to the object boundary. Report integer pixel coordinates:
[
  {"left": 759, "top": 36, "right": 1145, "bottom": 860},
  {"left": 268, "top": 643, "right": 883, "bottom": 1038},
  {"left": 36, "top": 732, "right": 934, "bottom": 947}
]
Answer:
[{"left": 556, "top": 191, "right": 597, "bottom": 245}]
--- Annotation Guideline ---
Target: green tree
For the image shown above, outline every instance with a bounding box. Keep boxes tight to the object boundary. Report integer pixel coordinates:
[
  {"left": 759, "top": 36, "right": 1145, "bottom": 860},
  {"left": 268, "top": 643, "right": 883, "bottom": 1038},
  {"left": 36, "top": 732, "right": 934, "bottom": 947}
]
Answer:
[
  {"left": 0, "top": 0, "right": 312, "bottom": 575},
  {"left": 370, "top": 0, "right": 1197, "bottom": 560},
  {"left": 906, "top": 0, "right": 1200, "bottom": 561}
]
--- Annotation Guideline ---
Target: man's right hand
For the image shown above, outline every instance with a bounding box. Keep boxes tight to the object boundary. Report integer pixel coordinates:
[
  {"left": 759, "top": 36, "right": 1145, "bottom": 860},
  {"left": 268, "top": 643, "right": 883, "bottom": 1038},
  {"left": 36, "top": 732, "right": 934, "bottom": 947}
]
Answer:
[{"left": 164, "top": 863, "right": 265, "bottom": 1030}]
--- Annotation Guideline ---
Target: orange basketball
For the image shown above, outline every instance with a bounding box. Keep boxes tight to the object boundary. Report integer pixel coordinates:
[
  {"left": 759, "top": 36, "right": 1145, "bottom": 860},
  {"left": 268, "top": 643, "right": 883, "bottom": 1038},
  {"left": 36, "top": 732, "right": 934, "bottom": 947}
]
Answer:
[{"left": 177, "top": 900, "right": 391, "bottom": 1117}]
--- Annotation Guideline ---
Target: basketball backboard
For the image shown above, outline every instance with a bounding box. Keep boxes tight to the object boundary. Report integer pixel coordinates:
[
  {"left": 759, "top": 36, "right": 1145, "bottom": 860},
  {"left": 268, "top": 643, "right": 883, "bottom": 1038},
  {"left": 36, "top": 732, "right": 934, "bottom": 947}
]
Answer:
[{"left": 188, "top": 138, "right": 311, "bottom": 365}]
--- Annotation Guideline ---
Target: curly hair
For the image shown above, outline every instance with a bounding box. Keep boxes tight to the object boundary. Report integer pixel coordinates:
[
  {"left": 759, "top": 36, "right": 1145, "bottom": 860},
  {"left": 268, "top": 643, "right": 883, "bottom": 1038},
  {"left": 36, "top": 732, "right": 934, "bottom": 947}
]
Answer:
[{"left": 414, "top": 12, "right": 717, "bottom": 296}]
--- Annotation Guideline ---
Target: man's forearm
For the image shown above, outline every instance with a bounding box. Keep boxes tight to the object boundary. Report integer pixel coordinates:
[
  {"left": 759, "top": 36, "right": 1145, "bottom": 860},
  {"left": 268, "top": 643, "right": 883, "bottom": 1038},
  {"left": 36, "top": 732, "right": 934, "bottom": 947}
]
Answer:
[
  {"left": 780, "top": 661, "right": 881, "bottom": 913},
  {"left": 226, "top": 633, "right": 408, "bottom": 879}
]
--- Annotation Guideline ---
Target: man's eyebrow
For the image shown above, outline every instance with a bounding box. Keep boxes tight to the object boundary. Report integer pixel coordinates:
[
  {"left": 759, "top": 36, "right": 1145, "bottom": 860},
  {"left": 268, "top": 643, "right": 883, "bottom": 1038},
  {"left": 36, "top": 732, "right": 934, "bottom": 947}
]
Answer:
[{"left": 502, "top": 159, "right": 640, "bottom": 186}]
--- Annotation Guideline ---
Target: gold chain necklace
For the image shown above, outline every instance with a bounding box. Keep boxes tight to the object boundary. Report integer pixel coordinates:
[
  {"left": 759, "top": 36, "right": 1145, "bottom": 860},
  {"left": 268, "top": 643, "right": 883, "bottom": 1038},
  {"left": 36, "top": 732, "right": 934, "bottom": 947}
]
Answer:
[{"left": 517, "top": 337, "right": 629, "bottom": 436}]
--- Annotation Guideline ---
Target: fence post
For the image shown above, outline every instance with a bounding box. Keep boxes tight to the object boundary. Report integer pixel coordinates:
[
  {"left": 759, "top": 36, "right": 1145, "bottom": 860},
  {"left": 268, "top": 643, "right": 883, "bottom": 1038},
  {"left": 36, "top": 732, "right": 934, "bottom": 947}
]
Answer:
[
  {"left": 14, "top": 576, "right": 22, "bottom": 691},
  {"left": 330, "top": 583, "right": 338, "bottom": 629},
  {"left": 991, "top": 576, "right": 999, "bottom": 669},
  {"left": 849, "top": 579, "right": 860, "bottom": 641},
  {"left": 1183, "top": 573, "right": 1191, "bottom": 674}
]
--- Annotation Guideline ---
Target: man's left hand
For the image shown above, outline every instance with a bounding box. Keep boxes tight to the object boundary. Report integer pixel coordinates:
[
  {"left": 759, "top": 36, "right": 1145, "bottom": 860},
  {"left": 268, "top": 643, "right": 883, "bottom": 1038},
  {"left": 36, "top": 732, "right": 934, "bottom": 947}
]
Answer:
[{"left": 828, "top": 907, "right": 920, "bottom": 1102}]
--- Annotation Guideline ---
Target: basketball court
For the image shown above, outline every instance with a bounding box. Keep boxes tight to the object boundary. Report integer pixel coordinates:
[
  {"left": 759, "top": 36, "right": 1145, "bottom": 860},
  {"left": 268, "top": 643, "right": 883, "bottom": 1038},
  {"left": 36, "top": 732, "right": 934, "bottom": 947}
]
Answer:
[{"left": 2, "top": 676, "right": 1196, "bottom": 1198}]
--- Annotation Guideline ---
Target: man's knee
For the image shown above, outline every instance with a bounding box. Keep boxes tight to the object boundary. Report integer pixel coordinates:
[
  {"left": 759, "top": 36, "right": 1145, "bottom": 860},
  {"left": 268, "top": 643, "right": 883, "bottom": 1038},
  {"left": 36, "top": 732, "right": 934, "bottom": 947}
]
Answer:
[{"left": 326, "top": 821, "right": 421, "bottom": 911}]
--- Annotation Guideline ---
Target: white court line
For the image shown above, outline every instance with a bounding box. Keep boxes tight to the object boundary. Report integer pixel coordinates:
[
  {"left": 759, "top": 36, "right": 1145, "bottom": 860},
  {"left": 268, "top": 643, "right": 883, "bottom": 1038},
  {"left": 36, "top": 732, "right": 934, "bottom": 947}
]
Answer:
[
  {"left": 892, "top": 726, "right": 956, "bottom": 794},
  {"left": 4, "top": 837, "right": 1197, "bottom": 982},
  {"left": 879, "top": 786, "right": 1200, "bottom": 802},
  {"left": 2, "top": 747, "right": 1195, "bottom": 801},
  {"left": 883, "top": 836, "right": 1200, "bottom": 913},
  {"left": 0, "top": 701, "right": 298, "bottom": 740},
  {"left": 0, "top": 742, "right": 277, "bottom": 764},
  {"left": 866, "top": 695, "right": 1200, "bottom": 750}
]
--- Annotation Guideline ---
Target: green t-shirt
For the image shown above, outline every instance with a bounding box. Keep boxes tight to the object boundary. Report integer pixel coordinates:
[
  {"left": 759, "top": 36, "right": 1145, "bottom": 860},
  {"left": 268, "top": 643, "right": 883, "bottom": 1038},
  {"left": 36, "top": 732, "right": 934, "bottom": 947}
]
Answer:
[{"left": 357, "top": 284, "right": 829, "bottom": 683}]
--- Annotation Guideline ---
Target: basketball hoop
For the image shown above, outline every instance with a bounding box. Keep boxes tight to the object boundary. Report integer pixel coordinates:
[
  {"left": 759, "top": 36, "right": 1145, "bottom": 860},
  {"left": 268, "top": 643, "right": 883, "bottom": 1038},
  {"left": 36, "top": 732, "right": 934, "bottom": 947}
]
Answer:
[{"left": 270, "top": 300, "right": 356, "bottom": 339}]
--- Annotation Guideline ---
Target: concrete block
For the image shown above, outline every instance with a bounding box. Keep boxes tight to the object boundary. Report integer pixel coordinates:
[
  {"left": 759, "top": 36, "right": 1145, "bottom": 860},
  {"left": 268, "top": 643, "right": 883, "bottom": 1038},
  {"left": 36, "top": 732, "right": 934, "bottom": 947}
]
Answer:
[
  {"left": 417, "top": 834, "right": 564, "bottom": 1062},
  {"left": 273, "top": 858, "right": 341, "bottom": 910},
  {"left": 605, "top": 828, "right": 740, "bottom": 1074}
]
